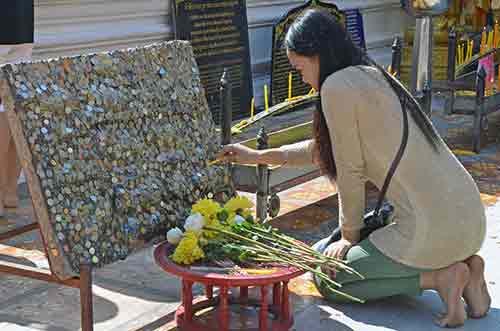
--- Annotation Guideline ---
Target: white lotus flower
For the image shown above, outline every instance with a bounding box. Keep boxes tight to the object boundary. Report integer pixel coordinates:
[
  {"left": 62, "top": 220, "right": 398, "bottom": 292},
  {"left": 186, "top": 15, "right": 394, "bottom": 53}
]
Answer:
[
  {"left": 167, "top": 227, "right": 183, "bottom": 245},
  {"left": 234, "top": 215, "right": 246, "bottom": 225},
  {"left": 184, "top": 213, "right": 205, "bottom": 232}
]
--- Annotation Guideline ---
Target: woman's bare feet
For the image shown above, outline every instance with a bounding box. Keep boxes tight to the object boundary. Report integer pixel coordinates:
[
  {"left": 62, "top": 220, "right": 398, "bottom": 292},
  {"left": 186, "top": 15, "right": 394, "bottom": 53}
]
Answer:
[
  {"left": 463, "top": 255, "right": 491, "bottom": 318},
  {"left": 422, "top": 262, "right": 470, "bottom": 328}
]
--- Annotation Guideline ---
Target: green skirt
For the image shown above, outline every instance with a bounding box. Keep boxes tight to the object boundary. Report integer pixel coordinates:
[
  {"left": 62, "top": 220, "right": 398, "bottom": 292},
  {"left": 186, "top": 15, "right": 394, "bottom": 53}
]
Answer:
[{"left": 313, "top": 239, "right": 430, "bottom": 303}]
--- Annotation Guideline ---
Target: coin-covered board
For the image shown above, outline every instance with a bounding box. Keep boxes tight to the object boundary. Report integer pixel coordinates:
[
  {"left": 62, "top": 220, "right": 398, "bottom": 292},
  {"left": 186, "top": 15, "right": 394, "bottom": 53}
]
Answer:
[{"left": 0, "top": 41, "right": 234, "bottom": 279}]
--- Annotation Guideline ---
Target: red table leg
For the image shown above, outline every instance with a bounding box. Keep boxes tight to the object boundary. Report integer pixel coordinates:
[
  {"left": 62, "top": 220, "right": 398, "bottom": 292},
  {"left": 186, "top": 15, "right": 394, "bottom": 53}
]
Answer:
[
  {"left": 182, "top": 280, "right": 194, "bottom": 322},
  {"left": 281, "top": 281, "right": 290, "bottom": 322},
  {"left": 206, "top": 285, "right": 213, "bottom": 299},
  {"left": 259, "top": 286, "right": 269, "bottom": 331},
  {"left": 219, "top": 286, "right": 229, "bottom": 331},
  {"left": 273, "top": 282, "right": 281, "bottom": 312},
  {"left": 240, "top": 286, "right": 248, "bottom": 301}
]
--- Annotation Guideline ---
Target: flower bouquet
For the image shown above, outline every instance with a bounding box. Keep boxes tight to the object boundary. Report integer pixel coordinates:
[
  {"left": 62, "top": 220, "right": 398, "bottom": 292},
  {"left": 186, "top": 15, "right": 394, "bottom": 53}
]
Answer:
[{"left": 166, "top": 195, "right": 363, "bottom": 302}]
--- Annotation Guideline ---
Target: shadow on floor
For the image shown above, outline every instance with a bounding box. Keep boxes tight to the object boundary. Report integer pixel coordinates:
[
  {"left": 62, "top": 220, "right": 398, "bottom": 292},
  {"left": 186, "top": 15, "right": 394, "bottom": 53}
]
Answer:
[
  {"left": 313, "top": 292, "right": 500, "bottom": 331},
  {"left": 0, "top": 275, "right": 120, "bottom": 330}
]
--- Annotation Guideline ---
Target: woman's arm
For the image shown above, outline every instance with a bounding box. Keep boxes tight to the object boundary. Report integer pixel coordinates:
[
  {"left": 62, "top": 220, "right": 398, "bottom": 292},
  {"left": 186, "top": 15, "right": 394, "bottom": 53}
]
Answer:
[
  {"left": 341, "top": 227, "right": 361, "bottom": 243},
  {"left": 321, "top": 74, "right": 366, "bottom": 238},
  {"left": 276, "top": 139, "right": 316, "bottom": 167},
  {"left": 218, "top": 139, "right": 317, "bottom": 167}
]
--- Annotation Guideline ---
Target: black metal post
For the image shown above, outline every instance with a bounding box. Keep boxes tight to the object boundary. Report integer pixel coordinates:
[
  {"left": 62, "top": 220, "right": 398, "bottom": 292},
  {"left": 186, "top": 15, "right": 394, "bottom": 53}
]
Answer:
[
  {"left": 473, "top": 67, "right": 486, "bottom": 153},
  {"left": 421, "top": 81, "right": 433, "bottom": 116},
  {"left": 447, "top": 28, "right": 457, "bottom": 82},
  {"left": 80, "top": 262, "right": 94, "bottom": 331},
  {"left": 446, "top": 28, "right": 457, "bottom": 115},
  {"left": 256, "top": 127, "right": 269, "bottom": 223},
  {"left": 391, "top": 36, "right": 402, "bottom": 80},
  {"left": 219, "top": 68, "right": 232, "bottom": 145}
]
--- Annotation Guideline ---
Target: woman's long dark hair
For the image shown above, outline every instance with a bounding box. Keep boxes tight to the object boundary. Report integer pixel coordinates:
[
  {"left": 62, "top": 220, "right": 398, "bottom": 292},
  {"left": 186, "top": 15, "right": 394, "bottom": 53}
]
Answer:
[{"left": 285, "top": 9, "right": 441, "bottom": 179}]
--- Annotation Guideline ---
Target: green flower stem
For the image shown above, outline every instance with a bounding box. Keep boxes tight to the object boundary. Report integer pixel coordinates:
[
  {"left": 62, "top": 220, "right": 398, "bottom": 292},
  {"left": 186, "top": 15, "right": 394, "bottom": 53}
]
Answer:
[
  {"left": 274, "top": 254, "right": 363, "bottom": 303},
  {"left": 237, "top": 226, "right": 361, "bottom": 278},
  {"left": 322, "top": 281, "right": 365, "bottom": 304},
  {"left": 205, "top": 225, "right": 363, "bottom": 302},
  {"left": 256, "top": 252, "right": 365, "bottom": 304},
  {"left": 272, "top": 232, "right": 363, "bottom": 278},
  {"left": 240, "top": 243, "right": 325, "bottom": 263},
  {"left": 262, "top": 251, "right": 343, "bottom": 288},
  {"left": 216, "top": 228, "right": 351, "bottom": 278},
  {"left": 241, "top": 246, "right": 343, "bottom": 289},
  {"left": 215, "top": 233, "right": 331, "bottom": 280},
  {"left": 231, "top": 244, "right": 318, "bottom": 265},
  {"left": 205, "top": 226, "right": 289, "bottom": 256},
  {"left": 231, "top": 241, "right": 330, "bottom": 268}
]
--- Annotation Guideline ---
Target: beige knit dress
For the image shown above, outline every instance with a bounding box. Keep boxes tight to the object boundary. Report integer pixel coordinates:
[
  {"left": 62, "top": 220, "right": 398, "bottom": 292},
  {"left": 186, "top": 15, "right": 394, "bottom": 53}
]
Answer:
[{"left": 278, "top": 65, "right": 486, "bottom": 270}]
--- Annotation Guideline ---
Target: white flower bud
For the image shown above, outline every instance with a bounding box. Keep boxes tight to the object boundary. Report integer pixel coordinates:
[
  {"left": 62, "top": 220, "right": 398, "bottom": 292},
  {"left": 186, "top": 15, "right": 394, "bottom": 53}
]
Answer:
[
  {"left": 234, "top": 215, "right": 246, "bottom": 225},
  {"left": 184, "top": 213, "right": 205, "bottom": 232},
  {"left": 167, "top": 227, "right": 183, "bottom": 245}
]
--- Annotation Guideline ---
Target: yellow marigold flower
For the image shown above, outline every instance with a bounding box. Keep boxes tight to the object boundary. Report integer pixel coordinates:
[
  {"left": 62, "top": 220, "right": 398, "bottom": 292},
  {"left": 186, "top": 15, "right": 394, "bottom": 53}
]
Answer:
[
  {"left": 192, "top": 199, "right": 221, "bottom": 219},
  {"left": 172, "top": 230, "right": 205, "bottom": 265},
  {"left": 203, "top": 216, "right": 223, "bottom": 238},
  {"left": 223, "top": 211, "right": 236, "bottom": 225},
  {"left": 224, "top": 196, "right": 254, "bottom": 213}
]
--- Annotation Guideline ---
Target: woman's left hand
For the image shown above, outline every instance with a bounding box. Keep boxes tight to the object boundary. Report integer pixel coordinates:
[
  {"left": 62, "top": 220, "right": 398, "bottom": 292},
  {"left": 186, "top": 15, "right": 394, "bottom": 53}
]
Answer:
[{"left": 323, "top": 238, "right": 354, "bottom": 260}]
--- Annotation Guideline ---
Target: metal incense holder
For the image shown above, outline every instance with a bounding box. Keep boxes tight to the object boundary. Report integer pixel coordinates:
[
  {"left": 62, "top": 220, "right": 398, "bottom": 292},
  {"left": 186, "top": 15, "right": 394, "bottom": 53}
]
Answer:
[{"left": 403, "top": 0, "right": 450, "bottom": 115}]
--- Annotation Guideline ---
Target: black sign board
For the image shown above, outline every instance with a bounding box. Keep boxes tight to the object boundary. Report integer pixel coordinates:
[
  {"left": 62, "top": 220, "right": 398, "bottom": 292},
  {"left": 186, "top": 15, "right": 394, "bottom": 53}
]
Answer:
[
  {"left": 270, "top": 1, "right": 346, "bottom": 106},
  {"left": 173, "top": 0, "right": 253, "bottom": 121}
]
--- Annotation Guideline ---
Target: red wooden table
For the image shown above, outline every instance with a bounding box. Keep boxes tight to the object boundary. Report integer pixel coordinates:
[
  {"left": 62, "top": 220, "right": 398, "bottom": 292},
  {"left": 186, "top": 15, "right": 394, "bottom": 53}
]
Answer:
[{"left": 154, "top": 242, "right": 306, "bottom": 331}]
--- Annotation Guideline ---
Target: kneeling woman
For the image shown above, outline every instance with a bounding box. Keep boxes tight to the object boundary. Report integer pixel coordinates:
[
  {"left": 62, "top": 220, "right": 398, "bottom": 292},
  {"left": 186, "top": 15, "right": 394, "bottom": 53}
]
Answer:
[{"left": 218, "top": 9, "right": 491, "bottom": 328}]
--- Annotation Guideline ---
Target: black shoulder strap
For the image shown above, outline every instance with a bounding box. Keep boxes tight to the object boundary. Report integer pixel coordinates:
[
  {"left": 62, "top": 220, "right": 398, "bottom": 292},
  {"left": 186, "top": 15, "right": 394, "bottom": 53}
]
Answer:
[{"left": 373, "top": 97, "right": 409, "bottom": 216}]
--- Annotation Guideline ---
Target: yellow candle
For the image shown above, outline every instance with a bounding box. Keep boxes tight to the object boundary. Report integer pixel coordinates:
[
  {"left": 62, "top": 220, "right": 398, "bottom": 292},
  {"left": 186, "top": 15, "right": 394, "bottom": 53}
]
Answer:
[
  {"left": 469, "top": 40, "right": 474, "bottom": 61},
  {"left": 465, "top": 41, "right": 470, "bottom": 62},
  {"left": 488, "top": 30, "right": 494, "bottom": 50},
  {"left": 288, "top": 72, "right": 292, "bottom": 101},
  {"left": 250, "top": 97, "right": 255, "bottom": 120},
  {"left": 458, "top": 44, "right": 463, "bottom": 65},
  {"left": 264, "top": 84, "right": 269, "bottom": 113},
  {"left": 481, "top": 27, "right": 487, "bottom": 53},
  {"left": 495, "top": 21, "right": 499, "bottom": 49}
]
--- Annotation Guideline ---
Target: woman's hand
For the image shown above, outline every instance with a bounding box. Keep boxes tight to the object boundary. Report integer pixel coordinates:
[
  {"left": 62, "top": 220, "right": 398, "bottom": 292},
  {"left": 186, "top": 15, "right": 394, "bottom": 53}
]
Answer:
[
  {"left": 215, "top": 144, "right": 261, "bottom": 164},
  {"left": 323, "top": 238, "right": 355, "bottom": 260},
  {"left": 321, "top": 238, "right": 355, "bottom": 279}
]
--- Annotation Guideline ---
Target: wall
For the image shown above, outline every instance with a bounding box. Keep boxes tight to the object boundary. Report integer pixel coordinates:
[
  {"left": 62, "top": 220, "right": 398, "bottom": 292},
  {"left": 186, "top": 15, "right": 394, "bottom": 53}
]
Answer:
[
  {"left": 34, "top": 0, "right": 171, "bottom": 59},
  {"left": 32, "top": 0, "right": 410, "bottom": 106}
]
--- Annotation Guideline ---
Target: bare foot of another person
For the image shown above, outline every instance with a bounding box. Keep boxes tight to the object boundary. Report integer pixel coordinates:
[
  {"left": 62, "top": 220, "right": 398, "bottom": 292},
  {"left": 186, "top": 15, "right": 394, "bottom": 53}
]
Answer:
[
  {"left": 433, "top": 262, "right": 470, "bottom": 328},
  {"left": 463, "top": 255, "right": 491, "bottom": 318}
]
